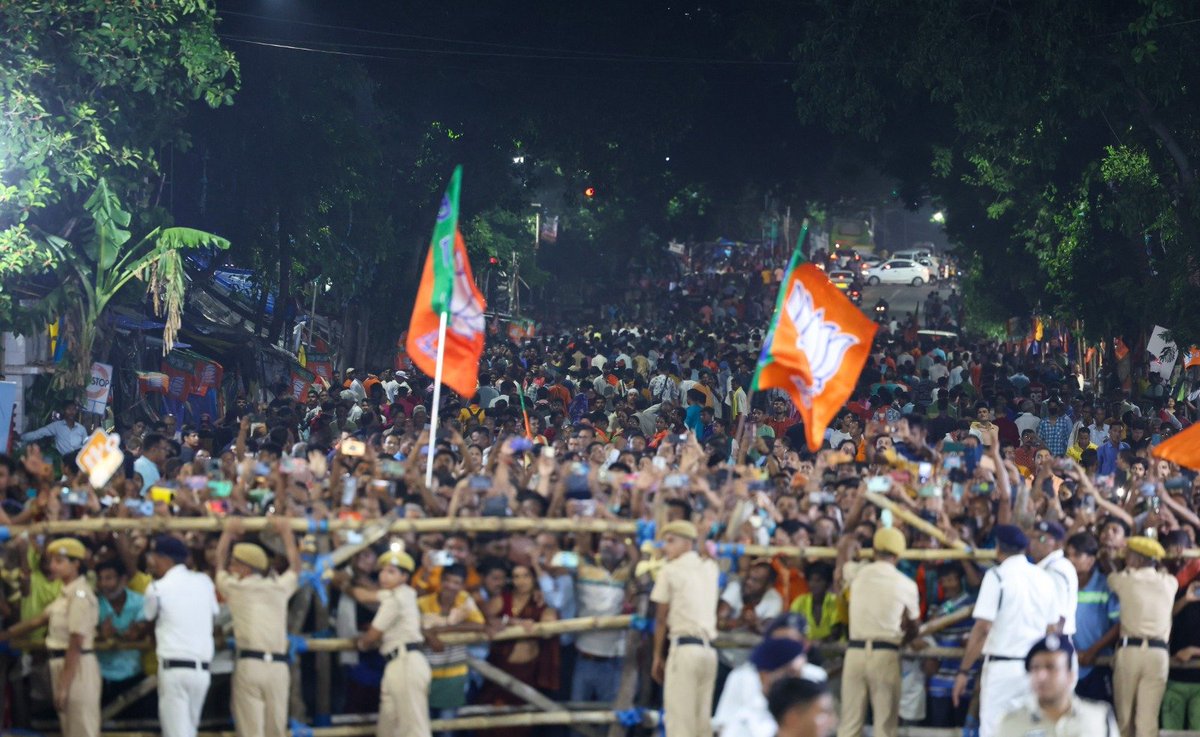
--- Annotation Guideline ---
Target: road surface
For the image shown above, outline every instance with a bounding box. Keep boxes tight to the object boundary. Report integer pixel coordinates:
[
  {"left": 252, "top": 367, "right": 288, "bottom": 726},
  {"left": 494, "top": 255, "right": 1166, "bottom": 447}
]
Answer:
[{"left": 859, "top": 281, "right": 957, "bottom": 321}]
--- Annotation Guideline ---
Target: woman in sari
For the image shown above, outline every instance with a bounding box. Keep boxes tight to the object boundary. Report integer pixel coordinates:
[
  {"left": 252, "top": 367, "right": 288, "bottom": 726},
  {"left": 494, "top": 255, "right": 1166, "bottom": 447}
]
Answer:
[{"left": 476, "top": 564, "right": 559, "bottom": 737}]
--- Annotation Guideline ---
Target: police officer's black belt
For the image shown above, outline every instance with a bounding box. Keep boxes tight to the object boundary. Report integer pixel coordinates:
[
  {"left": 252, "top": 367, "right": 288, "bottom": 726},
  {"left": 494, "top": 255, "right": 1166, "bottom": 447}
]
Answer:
[
  {"left": 48, "top": 649, "right": 94, "bottom": 658},
  {"left": 984, "top": 654, "right": 1024, "bottom": 662},
  {"left": 848, "top": 640, "right": 899, "bottom": 650},
  {"left": 384, "top": 643, "right": 423, "bottom": 659},
  {"left": 238, "top": 650, "right": 288, "bottom": 663},
  {"left": 162, "top": 659, "right": 211, "bottom": 670},
  {"left": 674, "top": 636, "right": 713, "bottom": 648},
  {"left": 1119, "top": 637, "right": 1168, "bottom": 649}
]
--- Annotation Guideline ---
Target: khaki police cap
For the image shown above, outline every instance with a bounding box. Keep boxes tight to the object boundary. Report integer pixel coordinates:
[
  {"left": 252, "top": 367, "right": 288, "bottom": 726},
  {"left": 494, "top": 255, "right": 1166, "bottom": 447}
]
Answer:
[
  {"left": 232, "top": 543, "right": 270, "bottom": 572},
  {"left": 1127, "top": 536, "right": 1166, "bottom": 561},
  {"left": 660, "top": 520, "right": 698, "bottom": 540},
  {"left": 377, "top": 550, "right": 416, "bottom": 573},
  {"left": 873, "top": 527, "right": 907, "bottom": 556},
  {"left": 46, "top": 537, "right": 87, "bottom": 561}
]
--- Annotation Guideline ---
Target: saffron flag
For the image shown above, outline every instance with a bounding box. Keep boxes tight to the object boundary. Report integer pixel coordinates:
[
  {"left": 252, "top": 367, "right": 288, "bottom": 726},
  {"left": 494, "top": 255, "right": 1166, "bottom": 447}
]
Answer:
[
  {"left": 1186, "top": 345, "right": 1200, "bottom": 369},
  {"left": 754, "top": 261, "right": 878, "bottom": 451},
  {"left": 1152, "top": 422, "right": 1200, "bottom": 471},
  {"left": 405, "top": 167, "right": 487, "bottom": 398}
]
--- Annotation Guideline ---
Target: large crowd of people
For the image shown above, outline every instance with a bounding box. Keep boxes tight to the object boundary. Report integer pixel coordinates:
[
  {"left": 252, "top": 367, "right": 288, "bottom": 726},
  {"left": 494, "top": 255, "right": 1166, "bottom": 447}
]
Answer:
[{"left": 5, "top": 251, "right": 1200, "bottom": 737}]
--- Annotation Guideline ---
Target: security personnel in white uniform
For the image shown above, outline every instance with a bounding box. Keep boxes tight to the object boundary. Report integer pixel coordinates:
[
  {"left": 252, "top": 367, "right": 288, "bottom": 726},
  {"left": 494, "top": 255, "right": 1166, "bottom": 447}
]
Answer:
[
  {"left": 1030, "top": 520, "right": 1079, "bottom": 638},
  {"left": 996, "top": 635, "right": 1117, "bottom": 737},
  {"left": 953, "top": 525, "right": 1058, "bottom": 737},
  {"left": 144, "top": 535, "right": 219, "bottom": 737}
]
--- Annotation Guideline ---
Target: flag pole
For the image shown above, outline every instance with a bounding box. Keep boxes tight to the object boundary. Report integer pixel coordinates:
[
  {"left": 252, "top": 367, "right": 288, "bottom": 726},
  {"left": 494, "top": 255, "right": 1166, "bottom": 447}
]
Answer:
[
  {"left": 425, "top": 310, "right": 449, "bottom": 489},
  {"left": 736, "top": 219, "right": 810, "bottom": 460}
]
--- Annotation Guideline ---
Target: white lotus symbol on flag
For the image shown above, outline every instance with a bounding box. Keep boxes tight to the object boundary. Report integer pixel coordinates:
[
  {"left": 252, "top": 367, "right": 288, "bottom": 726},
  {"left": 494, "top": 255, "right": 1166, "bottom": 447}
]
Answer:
[
  {"left": 449, "top": 249, "right": 485, "bottom": 340},
  {"left": 784, "top": 281, "right": 859, "bottom": 408}
]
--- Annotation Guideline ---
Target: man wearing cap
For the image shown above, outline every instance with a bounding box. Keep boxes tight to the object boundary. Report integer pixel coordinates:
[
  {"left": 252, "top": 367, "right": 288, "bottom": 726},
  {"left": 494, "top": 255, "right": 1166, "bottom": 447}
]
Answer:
[
  {"left": 953, "top": 524, "right": 1058, "bottom": 737},
  {"left": 215, "top": 518, "right": 301, "bottom": 737},
  {"left": 143, "top": 535, "right": 219, "bottom": 737},
  {"left": 996, "top": 635, "right": 1117, "bottom": 737},
  {"left": 715, "top": 638, "right": 817, "bottom": 737},
  {"left": 1107, "top": 536, "right": 1177, "bottom": 737},
  {"left": 1030, "top": 520, "right": 1079, "bottom": 639},
  {"left": 356, "top": 549, "right": 431, "bottom": 737},
  {"left": 649, "top": 519, "right": 720, "bottom": 737},
  {"left": 836, "top": 527, "right": 920, "bottom": 737}
]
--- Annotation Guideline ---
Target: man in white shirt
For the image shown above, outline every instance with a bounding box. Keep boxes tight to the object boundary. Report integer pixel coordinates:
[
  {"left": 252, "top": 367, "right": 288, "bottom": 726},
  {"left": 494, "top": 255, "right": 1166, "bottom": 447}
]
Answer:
[
  {"left": 952, "top": 526, "right": 1058, "bottom": 737},
  {"left": 1029, "top": 521, "right": 1078, "bottom": 639},
  {"left": 20, "top": 399, "right": 89, "bottom": 457},
  {"left": 143, "top": 535, "right": 219, "bottom": 737}
]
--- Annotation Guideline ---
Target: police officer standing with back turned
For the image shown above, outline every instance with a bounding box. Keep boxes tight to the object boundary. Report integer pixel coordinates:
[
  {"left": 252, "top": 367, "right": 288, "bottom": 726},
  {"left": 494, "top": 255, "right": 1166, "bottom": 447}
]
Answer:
[
  {"left": 144, "top": 535, "right": 219, "bottom": 737},
  {"left": 996, "top": 635, "right": 1117, "bottom": 737},
  {"left": 837, "top": 527, "right": 920, "bottom": 737},
  {"left": 216, "top": 517, "right": 300, "bottom": 737},
  {"left": 650, "top": 519, "right": 720, "bottom": 737},
  {"left": 953, "top": 525, "right": 1058, "bottom": 737},
  {"left": 1107, "top": 536, "right": 1177, "bottom": 737}
]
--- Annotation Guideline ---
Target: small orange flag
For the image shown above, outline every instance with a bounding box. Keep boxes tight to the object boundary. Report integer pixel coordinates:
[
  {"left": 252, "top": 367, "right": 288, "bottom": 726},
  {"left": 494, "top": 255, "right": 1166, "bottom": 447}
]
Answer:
[
  {"left": 1186, "top": 345, "right": 1200, "bottom": 370},
  {"left": 405, "top": 230, "right": 487, "bottom": 398},
  {"left": 1153, "top": 423, "right": 1200, "bottom": 471},
  {"left": 755, "top": 263, "right": 878, "bottom": 451}
]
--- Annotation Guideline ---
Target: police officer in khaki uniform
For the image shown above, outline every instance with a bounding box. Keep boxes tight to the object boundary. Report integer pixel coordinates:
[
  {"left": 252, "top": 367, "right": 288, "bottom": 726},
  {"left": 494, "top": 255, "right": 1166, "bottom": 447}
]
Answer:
[
  {"left": 1107, "top": 536, "right": 1177, "bottom": 737},
  {"left": 649, "top": 519, "right": 720, "bottom": 736},
  {"left": 216, "top": 518, "right": 301, "bottom": 737},
  {"left": 837, "top": 527, "right": 920, "bottom": 737},
  {"left": 356, "top": 549, "right": 431, "bottom": 737},
  {"left": 996, "top": 635, "right": 1117, "bottom": 737},
  {"left": 0, "top": 538, "right": 100, "bottom": 737}
]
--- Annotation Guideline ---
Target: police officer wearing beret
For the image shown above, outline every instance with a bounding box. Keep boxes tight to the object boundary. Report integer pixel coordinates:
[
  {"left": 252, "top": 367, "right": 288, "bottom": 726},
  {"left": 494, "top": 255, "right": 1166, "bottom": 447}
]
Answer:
[
  {"left": 996, "top": 635, "right": 1117, "bottom": 737},
  {"left": 216, "top": 518, "right": 301, "bottom": 737},
  {"left": 650, "top": 519, "right": 720, "bottom": 737},
  {"left": 1, "top": 538, "right": 100, "bottom": 737},
  {"left": 1108, "top": 536, "right": 1177, "bottom": 737},
  {"left": 356, "top": 549, "right": 431, "bottom": 737},
  {"left": 954, "top": 525, "right": 1059, "bottom": 737},
  {"left": 144, "top": 534, "right": 220, "bottom": 737},
  {"left": 837, "top": 527, "right": 920, "bottom": 737}
]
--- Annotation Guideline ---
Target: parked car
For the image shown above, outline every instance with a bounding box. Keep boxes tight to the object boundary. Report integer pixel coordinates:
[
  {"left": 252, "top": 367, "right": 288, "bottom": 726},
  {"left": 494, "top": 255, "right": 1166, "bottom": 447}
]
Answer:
[{"left": 864, "top": 259, "right": 932, "bottom": 286}]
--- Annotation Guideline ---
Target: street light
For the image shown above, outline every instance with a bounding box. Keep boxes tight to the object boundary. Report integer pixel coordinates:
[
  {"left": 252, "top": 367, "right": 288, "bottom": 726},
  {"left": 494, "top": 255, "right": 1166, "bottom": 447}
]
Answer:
[{"left": 931, "top": 210, "right": 946, "bottom": 224}]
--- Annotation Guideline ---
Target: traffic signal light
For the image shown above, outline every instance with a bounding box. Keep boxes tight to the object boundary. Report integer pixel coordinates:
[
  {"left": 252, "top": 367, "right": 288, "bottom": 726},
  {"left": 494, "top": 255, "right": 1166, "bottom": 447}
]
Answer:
[
  {"left": 583, "top": 186, "right": 596, "bottom": 199},
  {"left": 488, "top": 256, "right": 500, "bottom": 265}
]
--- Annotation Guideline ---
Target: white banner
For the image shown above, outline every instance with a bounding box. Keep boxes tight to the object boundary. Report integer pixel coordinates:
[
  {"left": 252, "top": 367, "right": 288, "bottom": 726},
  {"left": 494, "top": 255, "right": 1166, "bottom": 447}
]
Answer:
[
  {"left": 1147, "top": 326, "right": 1178, "bottom": 381},
  {"left": 86, "top": 362, "right": 113, "bottom": 415}
]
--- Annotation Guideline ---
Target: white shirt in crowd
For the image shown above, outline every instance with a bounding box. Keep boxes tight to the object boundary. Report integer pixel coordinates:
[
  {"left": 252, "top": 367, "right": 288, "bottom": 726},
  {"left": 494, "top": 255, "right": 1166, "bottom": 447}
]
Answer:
[
  {"left": 720, "top": 580, "right": 784, "bottom": 622},
  {"left": 1037, "top": 549, "right": 1079, "bottom": 636},
  {"left": 144, "top": 564, "right": 219, "bottom": 662},
  {"left": 974, "top": 554, "right": 1057, "bottom": 657}
]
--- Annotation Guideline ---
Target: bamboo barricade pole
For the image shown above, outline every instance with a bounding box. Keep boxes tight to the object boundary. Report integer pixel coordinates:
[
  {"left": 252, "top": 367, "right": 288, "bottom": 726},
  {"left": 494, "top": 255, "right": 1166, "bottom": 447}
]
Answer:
[
  {"left": 15, "top": 615, "right": 637, "bottom": 654},
  {"left": 86, "top": 707, "right": 662, "bottom": 737},
  {"left": 1, "top": 516, "right": 640, "bottom": 536},
  {"left": 917, "top": 607, "right": 972, "bottom": 637},
  {"left": 864, "top": 491, "right": 968, "bottom": 551},
  {"left": 11, "top": 515, "right": 1200, "bottom": 558}
]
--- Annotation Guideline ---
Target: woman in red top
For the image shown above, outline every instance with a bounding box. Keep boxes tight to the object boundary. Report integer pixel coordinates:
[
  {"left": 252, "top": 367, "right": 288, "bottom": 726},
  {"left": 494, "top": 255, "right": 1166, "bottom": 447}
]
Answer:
[{"left": 476, "top": 564, "right": 560, "bottom": 737}]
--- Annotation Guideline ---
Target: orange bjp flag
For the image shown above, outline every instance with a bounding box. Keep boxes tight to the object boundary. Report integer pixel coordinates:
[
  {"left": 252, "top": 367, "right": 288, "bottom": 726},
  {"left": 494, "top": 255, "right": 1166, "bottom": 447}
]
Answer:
[
  {"left": 405, "top": 229, "right": 487, "bottom": 398},
  {"left": 754, "top": 263, "right": 878, "bottom": 451},
  {"left": 1153, "top": 423, "right": 1200, "bottom": 471}
]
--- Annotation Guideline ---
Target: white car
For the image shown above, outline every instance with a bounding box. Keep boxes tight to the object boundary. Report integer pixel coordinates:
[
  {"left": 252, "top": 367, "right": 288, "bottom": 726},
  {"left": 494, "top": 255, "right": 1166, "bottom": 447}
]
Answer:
[{"left": 865, "top": 259, "right": 932, "bottom": 286}]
